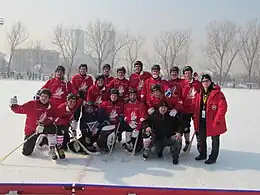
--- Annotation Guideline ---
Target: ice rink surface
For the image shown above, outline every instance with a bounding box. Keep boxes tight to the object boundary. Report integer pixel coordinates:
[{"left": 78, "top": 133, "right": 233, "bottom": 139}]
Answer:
[{"left": 0, "top": 79, "right": 259, "bottom": 190}]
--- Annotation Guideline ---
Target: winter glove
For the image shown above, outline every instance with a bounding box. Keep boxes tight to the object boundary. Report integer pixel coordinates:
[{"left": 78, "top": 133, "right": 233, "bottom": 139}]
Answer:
[
  {"left": 77, "top": 90, "right": 85, "bottom": 99},
  {"left": 165, "top": 89, "right": 172, "bottom": 98},
  {"left": 33, "top": 90, "right": 41, "bottom": 100},
  {"left": 35, "top": 123, "right": 44, "bottom": 134},
  {"left": 118, "top": 115, "right": 124, "bottom": 123},
  {"left": 148, "top": 107, "right": 155, "bottom": 115},
  {"left": 169, "top": 109, "right": 177, "bottom": 117},
  {"left": 70, "top": 120, "right": 78, "bottom": 131},
  {"left": 10, "top": 96, "right": 18, "bottom": 107},
  {"left": 71, "top": 129, "right": 77, "bottom": 138},
  {"left": 132, "top": 129, "right": 139, "bottom": 138},
  {"left": 174, "top": 133, "right": 182, "bottom": 141}
]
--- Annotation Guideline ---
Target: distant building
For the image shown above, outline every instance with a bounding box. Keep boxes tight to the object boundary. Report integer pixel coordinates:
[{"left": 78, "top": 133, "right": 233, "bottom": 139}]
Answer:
[
  {"left": 0, "top": 52, "right": 6, "bottom": 71},
  {"left": 72, "top": 29, "right": 85, "bottom": 58},
  {"left": 12, "top": 48, "right": 60, "bottom": 73},
  {"left": 103, "top": 30, "right": 116, "bottom": 65}
]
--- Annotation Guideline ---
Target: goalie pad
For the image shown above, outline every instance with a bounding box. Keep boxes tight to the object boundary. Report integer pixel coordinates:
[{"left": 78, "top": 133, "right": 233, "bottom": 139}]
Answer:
[
  {"left": 67, "top": 140, "right": 81, "bottom": 153},
  {"left": 97, "top": 125, "right": 116, "bottom": 151},
  {"left": 121, "top": 131, "right": 132, "bottom": 144}
]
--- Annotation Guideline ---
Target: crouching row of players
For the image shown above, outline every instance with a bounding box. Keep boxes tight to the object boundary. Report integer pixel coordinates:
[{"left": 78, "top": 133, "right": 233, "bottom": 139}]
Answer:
[{"left": 10, "top": 87, "right": 184, "bottom": 165}]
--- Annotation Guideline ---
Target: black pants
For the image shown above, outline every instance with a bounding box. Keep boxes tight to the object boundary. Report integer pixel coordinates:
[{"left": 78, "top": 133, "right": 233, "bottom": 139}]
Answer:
[
  {"left": 22, "top": 125, "right": 57, "bottom": 156},
  {"left": 155, "top": 137, "right": 182, "bottom": 160},
  {"left": 182, "top": 113, "right": 199, "bottom": 144},
  {"left": 199, "top": 118, "right": 220, "bottom": 160}
]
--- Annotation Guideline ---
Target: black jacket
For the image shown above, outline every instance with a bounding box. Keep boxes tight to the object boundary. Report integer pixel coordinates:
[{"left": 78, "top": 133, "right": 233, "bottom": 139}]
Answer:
[{"left": 141, "top": 110, "right": 184, "bottom": 140}]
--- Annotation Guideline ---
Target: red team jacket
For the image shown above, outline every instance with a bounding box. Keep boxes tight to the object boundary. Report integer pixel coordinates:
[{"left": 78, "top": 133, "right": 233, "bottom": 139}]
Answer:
[
  {"left": 11, "top": 100, "right": 55, "bottom": 135},
  {"left": 167, "top": 78, "right": 184, "bottom": 97},
  {"left": 181, "top": 79, "right": 201, "bottom": 114},
  {"left": 141, "top": 77, "right": 169, "bottom": 103},
  {"left": 87, "top": 83, "right": 109, "bottom": 106},
  {"left": 123, "top": 101, "right": 147, "bottom": 131},
  {"left": 41, "top": 78, "right": 75, "bottom": 108},
  {"left": 101, "top": 101, "right": 124, "bottom": 125},
  {"left": 107, "top": 78, "right": 130, "bottom": 102},
  {"left": 193, "top": 85, "right": 227, "bottom": 136},
  {"left": 71, "top": 74, "right": 93, "bottom": 92},
  {"left": 104, "top": 76, "right": 114, "bottom": 87},
  {"left": 129, "top": 71, "right": 152, "bottom": 99},
  {"left": 54, "top": 100, "right": 83, "bottom": 126}
]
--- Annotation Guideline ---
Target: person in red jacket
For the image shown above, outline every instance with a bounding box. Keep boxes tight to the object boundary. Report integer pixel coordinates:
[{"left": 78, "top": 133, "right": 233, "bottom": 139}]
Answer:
[
  {"left": 39, "top": 66, "right": 75, "bottom": 108},
  {"left": 87, "top": 74, "right": 109, "bottom": 106},
  {"left": 141, "top": 65, "right": 170, "bottom": 105},
  {"left": 54, "top": 93, "right": 83, "bottom": 159},
  {"left": 193, "top": 74, "right": 227, "bottom": 164},
  {"left": 107, "top": 67, "right": 129, "bottom": 103},
  {"left": 167, "top": 66, "right": 184, "bottom": 97},
  {"left": 71, "top": 64, "right": 93, "bottom": 94},
  {"left": 181, "top": 65, "right": 202, "bottom": 152},
  {"left": 102, "top": 64, "right": 114, "bottom": 86},
  {"left": 129, "top": 61, "right": 151, "bottom": 100},
  {"left": 10, "top": 89, "right": 58, "bottom": 159},
  {"left": 122, "top": 88, "right": 147, "bottom": 153}
]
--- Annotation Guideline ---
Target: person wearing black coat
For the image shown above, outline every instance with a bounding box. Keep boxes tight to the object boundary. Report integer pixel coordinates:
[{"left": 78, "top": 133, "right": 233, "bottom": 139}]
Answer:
[{"left": 141, "top": 100, "right": 184, "bottom": 165}]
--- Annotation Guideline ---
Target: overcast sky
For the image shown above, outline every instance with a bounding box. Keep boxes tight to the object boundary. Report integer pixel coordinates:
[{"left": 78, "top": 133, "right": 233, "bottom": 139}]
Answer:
[{"left": 0, "top": 0, "right": 260, "bottom": 72}]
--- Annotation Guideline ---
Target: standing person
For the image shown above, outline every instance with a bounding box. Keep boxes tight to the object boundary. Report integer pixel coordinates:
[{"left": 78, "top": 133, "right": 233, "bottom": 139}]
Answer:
[
  {"left": 10, "top": 89, "right": 58, "bottom": 160},
  {"left": 193, "top": 74, "right": 227, "bottom": 164},
  {"left": 107, "top": 67, "right": 129, "bottom": 103},
  {"left": 129, "top": 61, "right": 152, "bottom": 100},
  {"left": 141, "top": 101, "right": 184, "bottom": 165},
  {"left": 71, "top": 64, "right": 93, "bottom": 94},
  {"left": 87, "top": 74, "right": 109, "bottom": 106},
  {"left": 167, "top": 66, "right": 184, "bottom": 97},
  {"left": 141, "top": 65, "right": 170, "bottom": 104},
  {"left": 102, "top": 64, "right": 114, "bottom": 86},
  {"left": 181, "top": 65, "right": 201, "bottom": 152},
  {"left": 38, "top": 66, "right": 75, "bottom": 108}
]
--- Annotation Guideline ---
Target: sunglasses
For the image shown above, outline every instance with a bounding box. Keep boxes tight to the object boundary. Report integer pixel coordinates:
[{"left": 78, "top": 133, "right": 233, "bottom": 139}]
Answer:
[{"left": 202, "top": 80, "right": 210, "bottom": 83}]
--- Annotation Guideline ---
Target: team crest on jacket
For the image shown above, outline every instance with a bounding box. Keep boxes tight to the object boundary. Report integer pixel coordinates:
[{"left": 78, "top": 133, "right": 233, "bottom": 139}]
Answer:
[
  {"left": 95, "top": 96, "right": 102, "bottom": 105},
  {"left": 109, "top": 109, "right": 118, "bottom": 120},
  {"left": 137, "top": 80, "right": 144, "bottom": 90},
  {"left": 79, "top": 82, "right": 87, "bottom": 91},
  {"left": 129, "top": 112, "right": 138, "bottom": 129},
  {"left": 118, "top": 85, "right": 124, "bottom": 95},
  {"left": 171, "top": 86, "right": 176, "bottom": 94},
  {"left": 53, "top": 87, "right": 64, "bottom": 97},
  {"left": 211, "top": 105, "right": 217, "bottom": 110},
  {"left": 188, "top": 87, "right": 196, "bottom": 99}
]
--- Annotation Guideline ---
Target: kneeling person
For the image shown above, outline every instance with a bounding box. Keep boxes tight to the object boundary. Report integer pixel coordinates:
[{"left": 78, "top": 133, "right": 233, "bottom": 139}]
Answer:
[
  {"left": 10, "top": 89, "right": 58, "bottom": 160},
  {"left": 141, "top": 101, "right": 184, "bottom": 165}
]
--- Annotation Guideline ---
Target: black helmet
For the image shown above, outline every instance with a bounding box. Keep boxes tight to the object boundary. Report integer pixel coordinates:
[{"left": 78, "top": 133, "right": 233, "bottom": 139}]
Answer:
[
  {"left": 39, "top": 88, "right": 52, "bottom": 98},
  {"left": 129, "top": 88, "right": 137, "bottom": 94},
  {"left": 103, "top": 64, "right": 111, "bottom": 70},
  {"left": 117, "top": 67, "right": 126, "bottom": 74},
  {"left": 110, "top": 88, "right": 119, "bottom": 96},
  {"left": 183, "top": 65, "right": 193, "bottom": 74},
  {"left": 67, "top": 93, "right": 77, "bottom": 101},
  {"left": 55, "top": 65, "right": 65, "bottom": 73},
  {"left": 85, "top": 101, "right": 95, "bottom": 107},
  {"left": 170, "top": 66, "right": 180, "bottom": 74},
  {"left": 95, "top": 74, "right": 105, "bottom": 81},
  {"left": 79, "top": 64, "right": 88, "bottom": 70},
  {"left": 151, "top": 84, "right": 162, "bottom": 92},
  {"left": 151, "top": 64, "right": 161, "bottom": 71}
]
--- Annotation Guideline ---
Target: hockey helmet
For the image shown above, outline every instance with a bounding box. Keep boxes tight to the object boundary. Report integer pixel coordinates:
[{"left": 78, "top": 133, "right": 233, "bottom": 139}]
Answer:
[
  {"left": 117, "top": 67, "right": 126, "bottom": 74},
  {"left": 110, "top": 88, "right": 119, "bottom": 96},
  {"left": 67, "top": 93, "right": 77, "bottom": 101},
  {"left": 129, "top": 88, "right": 137, "bottom": 94},
  {"left": 134, "top": 61, "right": 143, "bottom": 67},
  {"left": 103, "top": 64, "right": 111, "bottom": 70},
  {"left": 151, "top": 84, "right": 162, "bottom": 92},
  {"left": 170, "top": 66, "right": 180, "bottom": 74},
  {"left": 39, "top": 88, "right": 52, "bottom": 98},
  {"left": 85, "top": 101, "right": 95, "bottom": 107},
  {"left": 151, "top": 64, "right": 161, "bottom": 71},
  {"left": 79, "top": 64, "right": 88, "bottom": 70},
  {"left": 183, "top": 65, "right": 193, "bottom": 74},
  {"left": 55, "top": 65, "right": 65, "bottom": 73}
]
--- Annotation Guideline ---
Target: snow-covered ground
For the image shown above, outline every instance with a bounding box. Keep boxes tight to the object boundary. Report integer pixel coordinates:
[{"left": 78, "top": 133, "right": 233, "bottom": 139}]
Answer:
[{"left": 0, "top": 80, "right": 260, "bottom": 190}]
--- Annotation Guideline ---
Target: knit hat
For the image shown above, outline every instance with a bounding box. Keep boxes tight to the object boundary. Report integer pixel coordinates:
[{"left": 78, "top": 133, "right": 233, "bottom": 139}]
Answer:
[{"left": 201, "top": 74, "right": 212, "bottom": 82}]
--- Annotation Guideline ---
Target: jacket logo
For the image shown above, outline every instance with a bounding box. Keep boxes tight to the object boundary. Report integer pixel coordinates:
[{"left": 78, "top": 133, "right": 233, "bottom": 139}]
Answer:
[
  {"left": 79, "top": 82, "right": 87, "bottom": 91},
  {"left": 53, "top": 87, "right": 64, "bottom": 97},
  {"left": 109, "top": 109, "right": 118, "bottom": 120},
  {"left": 137, "top": 80, "right": 144, "bottom": 90},
  {"left": 212, "top": 105, "right": 217, "bottom": 110}
]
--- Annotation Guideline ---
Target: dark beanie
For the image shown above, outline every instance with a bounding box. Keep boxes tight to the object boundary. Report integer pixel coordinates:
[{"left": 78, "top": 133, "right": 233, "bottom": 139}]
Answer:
[{"left": 201, "top": 74, "right": 212, "bottom": 82}]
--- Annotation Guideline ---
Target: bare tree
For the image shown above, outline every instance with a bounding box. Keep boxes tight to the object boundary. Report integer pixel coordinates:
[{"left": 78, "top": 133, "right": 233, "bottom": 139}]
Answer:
[
  {"left": 6, "top": 21, "right": 28, "bottom": 77},
  {"left": 154, "top": 29, "right": 191, "bottom": 77},
  {"left": 206, "top": 20, "right": 245, "bottom": 84},
  {"left": 52, "top": 24, "right": 80, "bottom": 79},
  {"left": 239, "top": 18, "right": 260, "bottom": 82},
  {"left": 85, "top": 19, "right": 121, "bottom": 73},
  {"left": 123, "top": 31, "right": 144, "bottom": 76}
]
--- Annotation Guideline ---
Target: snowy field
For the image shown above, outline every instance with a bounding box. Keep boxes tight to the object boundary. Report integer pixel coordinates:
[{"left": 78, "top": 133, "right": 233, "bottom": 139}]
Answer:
[{"left": 0, "top": 79, "right": 260, "bottom": 190}]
